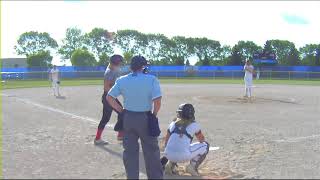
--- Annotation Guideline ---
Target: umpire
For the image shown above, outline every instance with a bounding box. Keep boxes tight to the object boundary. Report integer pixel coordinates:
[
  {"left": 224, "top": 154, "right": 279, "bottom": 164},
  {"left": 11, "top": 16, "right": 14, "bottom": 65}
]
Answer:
[{"left": 107, "top": 55, "right": 163, "bottom": 179}]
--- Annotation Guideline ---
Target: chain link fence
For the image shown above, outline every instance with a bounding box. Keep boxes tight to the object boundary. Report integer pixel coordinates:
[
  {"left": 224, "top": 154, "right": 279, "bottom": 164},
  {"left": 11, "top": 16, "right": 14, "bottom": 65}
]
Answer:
[{"left": 1, "top": 70, "right": 320, "bottom": 81}]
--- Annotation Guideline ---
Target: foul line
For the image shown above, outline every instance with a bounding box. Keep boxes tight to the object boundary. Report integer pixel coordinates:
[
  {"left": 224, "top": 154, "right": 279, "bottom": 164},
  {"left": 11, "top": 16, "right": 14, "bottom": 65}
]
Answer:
[
  {"left": 273, "top": 134, "right": 320, "bottom": 143},
  {"left": 1, "top": 93, "right": 114, "bottom": 128},
  {"left": 2, "top": 92, "right": 221, "bottom": 178},
  {"left": 2, "top": 93, "right": 220, "bottom": 151},
  {"left": 1, "top": 93, "right": 147, "bottom": 178}
]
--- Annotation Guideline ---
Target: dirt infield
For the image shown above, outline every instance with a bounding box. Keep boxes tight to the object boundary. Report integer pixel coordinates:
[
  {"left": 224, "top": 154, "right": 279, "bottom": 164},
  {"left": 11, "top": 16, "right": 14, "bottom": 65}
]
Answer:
[{"left": 2, "top": 84, "right": 320, "bottom": 179}]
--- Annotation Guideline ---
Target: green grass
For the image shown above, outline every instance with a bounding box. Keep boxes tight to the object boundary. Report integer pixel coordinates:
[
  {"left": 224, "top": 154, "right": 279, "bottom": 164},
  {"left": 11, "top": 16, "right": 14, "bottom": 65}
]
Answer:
[
  {"left": 160, "top": 78, "right": 320, "bottom": 85},
  {"left": 1, "top": 78, "right": 320, "bottom": 90},
  {"left": 1, "top": 79, "right": 103, "bottom": 90}
]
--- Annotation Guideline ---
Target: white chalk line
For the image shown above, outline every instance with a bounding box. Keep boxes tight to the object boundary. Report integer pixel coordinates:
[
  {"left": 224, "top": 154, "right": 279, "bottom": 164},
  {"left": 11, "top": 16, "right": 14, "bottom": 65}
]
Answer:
[
  {"left": 209, "top": 146, "right": 220, "bottom": 151},
  {"left": 3, "top": 92, "right": 220, "bottom": 177},
  {"left": 3, "top": 93, "right": 222, "bottom": 151},
  {"left": 1, "top": 93, "right": 114, "bottom": 128},
  {"left": 2, "top": 93, "right": 220, "bottom": 150},
  {"left": 273, "top": 134, "right": 320, "bottom": 143},
  {"left": 1, "top": 93, "right": 141, "bottom": 177},
  {"left": 3, "top": 92, "right": 221, "bottom": 178}
]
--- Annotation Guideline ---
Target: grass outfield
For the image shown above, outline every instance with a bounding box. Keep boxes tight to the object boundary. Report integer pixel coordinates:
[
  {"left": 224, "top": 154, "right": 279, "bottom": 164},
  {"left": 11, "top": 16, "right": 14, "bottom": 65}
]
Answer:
[{"left": 1, "top": 78, "right": 320, "bottom": 89}]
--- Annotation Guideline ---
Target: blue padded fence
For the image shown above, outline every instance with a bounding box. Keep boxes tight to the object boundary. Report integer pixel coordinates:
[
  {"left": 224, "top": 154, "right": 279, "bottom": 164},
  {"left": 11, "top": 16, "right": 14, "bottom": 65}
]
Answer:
[{"left": 1, "top": 66, "right": 320, "bottom": 80}]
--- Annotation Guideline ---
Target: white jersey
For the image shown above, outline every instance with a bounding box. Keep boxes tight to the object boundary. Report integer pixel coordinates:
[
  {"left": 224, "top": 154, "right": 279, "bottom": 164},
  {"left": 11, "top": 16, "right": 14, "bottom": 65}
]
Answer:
[
  {"left": 164, "top": 121, "right": 201, "bottom": 160},
  {"left": 244, "top": 65, "right": 254, "bottom": 79},
  {"left": 50, "top": 68, "right": 59, "bottom": 81}
]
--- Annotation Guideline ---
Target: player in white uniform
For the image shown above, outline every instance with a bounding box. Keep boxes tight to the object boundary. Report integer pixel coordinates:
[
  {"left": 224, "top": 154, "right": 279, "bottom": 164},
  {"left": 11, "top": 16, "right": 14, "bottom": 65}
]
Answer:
[
  {"left": 161, "top": 104, "right": 210, "bottom": 176},
  {"left": 243, "top": 60, "right": 254, "bottom": 98},
  {"left": 49, "top": 65, "right": 61, "bottom": 97}
]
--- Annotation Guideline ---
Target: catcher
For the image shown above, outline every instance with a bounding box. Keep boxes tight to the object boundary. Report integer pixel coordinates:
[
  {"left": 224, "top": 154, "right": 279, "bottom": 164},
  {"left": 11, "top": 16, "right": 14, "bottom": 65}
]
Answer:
[{"left": 161, "top": 103, "right": 210, "bottom": 176}]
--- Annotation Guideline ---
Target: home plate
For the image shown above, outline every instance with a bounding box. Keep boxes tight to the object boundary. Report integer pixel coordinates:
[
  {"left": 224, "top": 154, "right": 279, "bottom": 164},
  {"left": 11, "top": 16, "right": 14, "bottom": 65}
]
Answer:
[{"left": 209, "top": 146, "right": 220, "bottom": 151}]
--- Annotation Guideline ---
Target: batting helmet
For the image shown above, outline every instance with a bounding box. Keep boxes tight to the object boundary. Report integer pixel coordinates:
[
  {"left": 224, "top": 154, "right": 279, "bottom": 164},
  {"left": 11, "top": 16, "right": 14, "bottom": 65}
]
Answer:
[
  {"left": 110, "top": 54, "right": 123, "bottom": 65},
  {"left": 130, "top": 55, "right": 149, "bottom": 72},
  {"left": 176, "top": 103, "right": 195, "bottom": 120}
]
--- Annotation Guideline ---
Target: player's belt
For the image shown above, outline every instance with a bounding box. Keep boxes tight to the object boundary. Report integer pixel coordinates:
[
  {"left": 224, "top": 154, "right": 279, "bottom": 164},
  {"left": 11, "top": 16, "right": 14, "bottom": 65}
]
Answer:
[{"left": 124, "top": 110, "right": 151, "bottom": 114}]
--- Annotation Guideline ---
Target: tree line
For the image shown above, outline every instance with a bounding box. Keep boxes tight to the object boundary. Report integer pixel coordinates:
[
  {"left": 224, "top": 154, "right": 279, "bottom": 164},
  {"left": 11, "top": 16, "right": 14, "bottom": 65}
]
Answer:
[{"left": 14, "top": 27, "right": 320, "bottom": 67}]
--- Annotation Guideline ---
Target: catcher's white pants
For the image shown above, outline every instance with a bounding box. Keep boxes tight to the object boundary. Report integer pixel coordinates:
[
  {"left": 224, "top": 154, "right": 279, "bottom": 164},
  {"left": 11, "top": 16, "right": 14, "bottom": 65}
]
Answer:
[
  {"left": 52, "top": 80, "right": 60, "bottom": 96},
  {"left": 244, "top": 76, "right": 253, "bottom": 97},
  {"left": 165, "top": 142, "right": 209, "bottom": 163}
]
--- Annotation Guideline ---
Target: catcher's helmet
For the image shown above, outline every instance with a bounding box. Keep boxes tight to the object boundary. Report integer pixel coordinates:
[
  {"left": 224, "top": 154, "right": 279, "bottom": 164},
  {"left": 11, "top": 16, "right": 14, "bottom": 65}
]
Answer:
[
  {"left": 110, "top": 54, "right": 123, "bottom": 65},
  {"left": 176, "top": 103, "right": 195, "bottom": 120},
  {"left": 130, "top": 55, "right": 149, "bottom": 71}
]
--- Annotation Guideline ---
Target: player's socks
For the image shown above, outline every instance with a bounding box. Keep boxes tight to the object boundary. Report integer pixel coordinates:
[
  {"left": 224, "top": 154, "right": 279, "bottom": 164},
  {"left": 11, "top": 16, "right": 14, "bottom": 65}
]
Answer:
[
  {"left": 248, "top": 88, "right": 252, "bottom": 97},
  {"left": 95, "top": 129, "right": 104, "bottom": 140},
  {"left": 117, "top": 131, "right": 124, "bottom": 141},
  {"left": 245, "top": 88, "right": 249, "bottom": 97}
]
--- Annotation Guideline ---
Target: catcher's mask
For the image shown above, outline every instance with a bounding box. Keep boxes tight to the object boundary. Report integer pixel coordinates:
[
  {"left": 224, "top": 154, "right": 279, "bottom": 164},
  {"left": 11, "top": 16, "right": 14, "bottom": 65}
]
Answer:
[{"left": 176, "top": 103, "right": 195, "bottom": 120}]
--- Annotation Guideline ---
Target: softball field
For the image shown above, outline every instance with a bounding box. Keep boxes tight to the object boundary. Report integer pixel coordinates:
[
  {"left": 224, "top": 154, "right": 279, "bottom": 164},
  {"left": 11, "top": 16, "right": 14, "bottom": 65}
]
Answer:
[{"left": 2, "top": 82, "right": 320, "bottom": 179}]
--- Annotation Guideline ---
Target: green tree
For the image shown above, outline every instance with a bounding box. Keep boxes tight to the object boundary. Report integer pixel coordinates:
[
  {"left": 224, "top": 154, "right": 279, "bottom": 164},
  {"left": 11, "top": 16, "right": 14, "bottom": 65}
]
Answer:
[
  {"left": 58, "top": 27, "right": 86, "bottom": 62},
  {"left": 234, "top": 41, "right": 262, "bottom": 61},
  {"left": 14, "top": 31, "right": 58, "bottom": 56},
  {"left": 123, "top": 51, "right": 134, "bottom": 65},
  {"left": 208, "top": 45, "right": 232, "bottom": 66},
  {"left": 263, "top": 40, "right": 273, "bottom": 53},
  {"left": 70, "top": 49, "right": 96, "bottom": 66},
  {"left": 152, "top": 58, "right": 172, "bottom": 66},
  {"left": 161, "top": 36, "right": 192, "bottom": 65},
  {"left": 84, "top": 28, "right": 114, "bottom": 59},
  {"left": 286, "top": 47, "right": 301, "bottom": 65},
  {"left": 228, "top": 46, "right": 243, "bottom": 65},
  {"left": 220, "top": 45, "right": 232, "bottom": 60},
  {"left": 264, "top": 40, "right": 296, "bottom": 65},
  {"left": 115, "top": 29, "right": 148, "bottom": 55},
  {"left": 145, "top": 33, "right": 171, "bottom": 63},
  {"left": 299, "top": 44, "right": 320, "bottom": 66},
  {"left": 317, "top": 48, "right": 320, "bottom": 66},
  {"left": 97, "top": 53, "right": 109, "bottom": 66},
  {"left": 189, "top": 37, "right": 221, "bottom": 65},
  {"left": 185, "top": 59, "right": 190, "bottom": 66},
  {"left": 26, "top": 50, "right": 53, "bottom": 67}
]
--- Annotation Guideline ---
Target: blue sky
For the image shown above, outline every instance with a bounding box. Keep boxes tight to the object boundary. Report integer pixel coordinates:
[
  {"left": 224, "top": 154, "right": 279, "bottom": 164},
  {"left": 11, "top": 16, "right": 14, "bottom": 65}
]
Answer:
[
  {"left": 2, "top": 1, "right": 320, "bottom": 65},
  {"left": 282, "top": 14, "right": 309, "bottom": 25}
]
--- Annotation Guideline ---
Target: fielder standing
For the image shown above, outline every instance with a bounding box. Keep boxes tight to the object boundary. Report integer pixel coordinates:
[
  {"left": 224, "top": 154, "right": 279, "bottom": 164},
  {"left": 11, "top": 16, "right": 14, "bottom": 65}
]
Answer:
[
  {"left": 243, "top": 59, "right": 254, "bottom": 98},
  {"left": 94, "top": 55, "right": 124, "bottom": 145},
  {"left": 49, "top": 65, "right": 61, "bottom": 97}
]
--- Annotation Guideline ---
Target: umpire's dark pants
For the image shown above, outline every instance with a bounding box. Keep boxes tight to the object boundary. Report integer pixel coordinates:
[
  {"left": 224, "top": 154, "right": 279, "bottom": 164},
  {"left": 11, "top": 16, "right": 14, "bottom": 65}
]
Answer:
[
  {"left": 98, "top": 92, "right": 122, "bottom": 130},
  {"left": 122, "top": 110, "right": 163, "bottom": 179}
]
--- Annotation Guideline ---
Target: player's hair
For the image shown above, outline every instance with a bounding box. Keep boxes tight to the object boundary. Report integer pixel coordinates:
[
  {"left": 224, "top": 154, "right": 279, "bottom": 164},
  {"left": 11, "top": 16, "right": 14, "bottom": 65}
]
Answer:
[
  {"left": 130, "top": 55, "right": 148, "bottom": 72},
  {"left": 109, "top": 54, "right": 123, "bottom": 65}
]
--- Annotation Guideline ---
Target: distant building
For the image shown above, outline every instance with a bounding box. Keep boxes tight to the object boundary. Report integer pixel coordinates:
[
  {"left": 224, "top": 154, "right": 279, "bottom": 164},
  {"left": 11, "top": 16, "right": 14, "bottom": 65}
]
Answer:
[{"left": 1, "top": 58, "right": 28, "bottom": 68}]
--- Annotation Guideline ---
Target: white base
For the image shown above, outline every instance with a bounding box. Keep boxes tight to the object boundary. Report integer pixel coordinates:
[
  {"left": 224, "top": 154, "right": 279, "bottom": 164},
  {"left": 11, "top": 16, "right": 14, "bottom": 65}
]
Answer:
[{"left": 209, "top": 146, "right": 220, "bottom": 151}]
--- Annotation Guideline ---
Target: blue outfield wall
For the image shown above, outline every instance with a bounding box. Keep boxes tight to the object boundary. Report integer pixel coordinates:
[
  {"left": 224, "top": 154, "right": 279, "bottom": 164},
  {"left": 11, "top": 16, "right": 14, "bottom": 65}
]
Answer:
[
  {"left": 1, "top": 66, "right": 320, "bottom": 80},
  {"left": 2, "top": 65, "right": 320, "bottom": 72}
]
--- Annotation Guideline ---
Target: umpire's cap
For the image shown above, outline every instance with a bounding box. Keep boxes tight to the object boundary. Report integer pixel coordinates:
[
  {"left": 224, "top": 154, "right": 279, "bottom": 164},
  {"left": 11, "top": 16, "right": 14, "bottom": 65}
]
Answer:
[
  {"left": 130, "top": 55, "right": 149, "bottom": 71},
  {"left": 110, "top": 54, "right": 123, "bottom": 65}
]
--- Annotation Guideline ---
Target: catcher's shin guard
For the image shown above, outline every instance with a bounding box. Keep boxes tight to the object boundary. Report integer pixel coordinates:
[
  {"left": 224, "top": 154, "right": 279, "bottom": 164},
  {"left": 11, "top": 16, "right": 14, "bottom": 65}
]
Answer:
[
  {"left": 161, "top": 156, "right": 168, "bottom": 170},
  {"left": 192, "top": 141, "right": 210, "bottom": 170}
]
